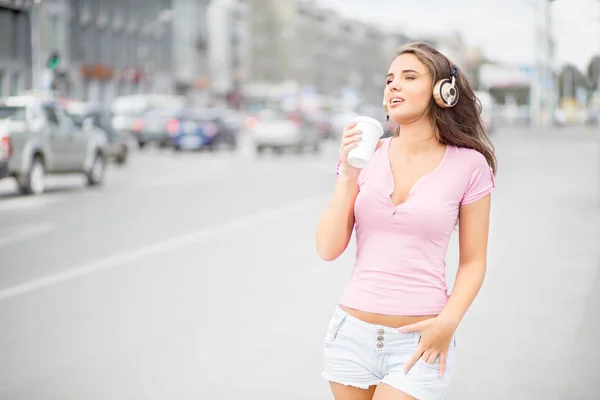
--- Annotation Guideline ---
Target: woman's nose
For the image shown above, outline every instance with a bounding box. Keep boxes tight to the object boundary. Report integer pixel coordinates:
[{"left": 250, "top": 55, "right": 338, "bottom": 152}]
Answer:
[{"left": 389, "top": 80, "right": 400, "bottom": 91}]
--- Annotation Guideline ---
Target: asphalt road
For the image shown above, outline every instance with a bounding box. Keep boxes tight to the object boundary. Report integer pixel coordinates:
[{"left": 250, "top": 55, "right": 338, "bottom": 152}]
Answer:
[{"left": 0, "top": 126, "right": 598, "bottom": 400}]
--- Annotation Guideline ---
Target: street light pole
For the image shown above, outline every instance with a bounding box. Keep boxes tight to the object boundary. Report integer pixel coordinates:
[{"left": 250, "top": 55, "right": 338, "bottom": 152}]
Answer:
[{"left": 544, "top": 0, "right": 557, "bottom": 127}]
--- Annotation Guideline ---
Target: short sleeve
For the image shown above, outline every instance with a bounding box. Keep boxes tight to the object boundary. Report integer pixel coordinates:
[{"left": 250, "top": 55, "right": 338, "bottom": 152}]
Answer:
[{"left": 461, "top": 153, "right": 495, "bottom": 205}]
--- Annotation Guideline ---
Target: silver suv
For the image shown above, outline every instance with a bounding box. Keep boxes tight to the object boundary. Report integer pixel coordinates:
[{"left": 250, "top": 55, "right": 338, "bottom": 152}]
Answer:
[{"left": 0, "top": 95, "right": 109, "bottom": 195}]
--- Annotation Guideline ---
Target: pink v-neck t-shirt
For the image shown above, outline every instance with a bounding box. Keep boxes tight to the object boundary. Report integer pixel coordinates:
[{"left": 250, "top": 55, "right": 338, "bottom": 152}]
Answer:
[{"left": 335, "top": 137, "right": 495, "bottom": 316}]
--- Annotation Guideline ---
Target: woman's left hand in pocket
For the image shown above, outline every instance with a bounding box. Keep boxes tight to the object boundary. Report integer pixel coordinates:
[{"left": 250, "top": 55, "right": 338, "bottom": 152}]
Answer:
[{"left": 399, "top": 316, "right": 457, "bottom": 378}]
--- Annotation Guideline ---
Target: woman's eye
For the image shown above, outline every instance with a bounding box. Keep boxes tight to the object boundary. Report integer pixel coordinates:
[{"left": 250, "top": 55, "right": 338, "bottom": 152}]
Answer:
[
  {"left": 386, "top": 80, "right": 392, "bottom": 85},
  {"left": 405, "top": 76, "right": 416, "bottom": 80}
]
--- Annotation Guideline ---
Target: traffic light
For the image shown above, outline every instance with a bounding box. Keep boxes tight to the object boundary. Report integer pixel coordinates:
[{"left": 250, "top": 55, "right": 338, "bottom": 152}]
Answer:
[{"left": 47, "top": 51, "right": 60, "bottom": 70}]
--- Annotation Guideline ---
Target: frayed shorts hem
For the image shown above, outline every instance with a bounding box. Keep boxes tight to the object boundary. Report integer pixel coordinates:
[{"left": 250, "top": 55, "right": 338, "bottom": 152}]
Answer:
[
  {"left": 322, "top": 372, "right": 435, "bottom": 399},
  {"left": 321, "top": 371, "right": 379, "bottom": 390}
]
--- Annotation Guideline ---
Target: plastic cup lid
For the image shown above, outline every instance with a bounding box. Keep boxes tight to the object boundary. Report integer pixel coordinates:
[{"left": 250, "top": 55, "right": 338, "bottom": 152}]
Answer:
[{"left": 353, "top": 116, "right": 384, "bottom": 136}]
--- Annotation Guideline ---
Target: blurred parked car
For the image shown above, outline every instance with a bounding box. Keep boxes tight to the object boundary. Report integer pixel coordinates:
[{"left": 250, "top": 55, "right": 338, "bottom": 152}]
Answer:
[
  {"left": 110, "top": 94, "right": 148, "bottom": 136},
  {"left": 65, "top": 101, "right": 130, "bottom": 165},
  {"left": 330, "top": 110, "right": 360, "bottom": 139},
  {"left": 112, "top": 94, "right": 187, "bottom": 149},
  {"left": 246, "top": 109, "right": 321, "bottom": 155},
  {"left": 169, "top": 108, "right": 237, "bottom": 152},
  {"left": 220, "top": 108, "right": 247, "bottom": 134},
  {"left": 135, "top": 107, "right": 178, "bottom": 148},
  {"left": 0, "top": 95, "right": 108, "bottom": 195},
  {"left": 307, "top": 112, "right": 335, "bottom": 140}
]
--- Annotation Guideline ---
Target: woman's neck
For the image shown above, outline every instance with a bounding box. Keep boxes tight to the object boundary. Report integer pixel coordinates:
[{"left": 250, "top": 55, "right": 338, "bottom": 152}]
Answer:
[{"left": 395, "top": 117, "right": 441, "bottom": 155}]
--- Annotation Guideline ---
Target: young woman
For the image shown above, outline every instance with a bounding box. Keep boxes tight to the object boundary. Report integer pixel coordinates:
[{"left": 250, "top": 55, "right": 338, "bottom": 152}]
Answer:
[{"left": 316, "top": 42, "right": 497, "bottom": 400}]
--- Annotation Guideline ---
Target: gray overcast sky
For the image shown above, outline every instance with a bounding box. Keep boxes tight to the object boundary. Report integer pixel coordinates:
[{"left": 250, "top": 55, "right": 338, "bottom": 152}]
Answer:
[{"left": 315, "top": 0, "right": 598, "bottom": 72}]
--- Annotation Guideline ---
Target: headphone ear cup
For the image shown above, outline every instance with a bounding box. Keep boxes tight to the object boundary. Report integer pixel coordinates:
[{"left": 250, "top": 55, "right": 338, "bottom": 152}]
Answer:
[{"left": 433, "top": 78, "right": 459, "bottom": 108}]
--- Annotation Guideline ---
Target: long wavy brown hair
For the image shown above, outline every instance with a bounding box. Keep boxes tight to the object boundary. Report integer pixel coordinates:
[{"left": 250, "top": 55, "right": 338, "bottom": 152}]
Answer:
[{"left": 393, "top": 42, "right": 497, "bottom": 174}]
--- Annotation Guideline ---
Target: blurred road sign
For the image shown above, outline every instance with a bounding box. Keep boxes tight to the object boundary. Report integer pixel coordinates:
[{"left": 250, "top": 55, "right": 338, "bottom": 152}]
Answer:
[{"left": 521, "top": 66, "right": 533, "bottom": 78}]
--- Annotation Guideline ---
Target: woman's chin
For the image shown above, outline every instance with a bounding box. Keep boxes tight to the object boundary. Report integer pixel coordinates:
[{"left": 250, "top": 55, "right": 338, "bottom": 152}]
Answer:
[{"left": 390, "top": 112, "right": 419, "bottom": 125}]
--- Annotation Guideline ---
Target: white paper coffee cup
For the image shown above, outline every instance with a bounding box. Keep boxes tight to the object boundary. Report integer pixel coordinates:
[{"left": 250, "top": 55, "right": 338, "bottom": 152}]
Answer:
[{"left": 347, "top": 116, "right": 384, "bottom": 169}]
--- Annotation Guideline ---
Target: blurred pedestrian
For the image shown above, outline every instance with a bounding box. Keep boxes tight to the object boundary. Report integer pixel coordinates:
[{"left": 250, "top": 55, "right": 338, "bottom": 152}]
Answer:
[{"left": 316, "top": 42, "right": 497, "bottom": 400}]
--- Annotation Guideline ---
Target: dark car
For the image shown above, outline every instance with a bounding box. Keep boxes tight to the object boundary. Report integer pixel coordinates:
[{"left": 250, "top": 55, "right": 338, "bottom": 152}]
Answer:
[{"left": 169, "top": 108, "right": 237, "bottom": 152}]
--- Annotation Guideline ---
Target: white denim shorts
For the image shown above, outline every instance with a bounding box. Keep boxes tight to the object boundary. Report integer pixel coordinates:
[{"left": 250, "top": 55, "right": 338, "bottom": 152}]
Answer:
[{"left": 322, "top": 306, "right": 456, "bottom": 400}]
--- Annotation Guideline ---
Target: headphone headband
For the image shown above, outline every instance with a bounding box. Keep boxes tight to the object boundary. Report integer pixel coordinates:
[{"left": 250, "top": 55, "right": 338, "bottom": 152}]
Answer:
[{"left": 450, "top": 65, "right": 458, "bottom": 78}]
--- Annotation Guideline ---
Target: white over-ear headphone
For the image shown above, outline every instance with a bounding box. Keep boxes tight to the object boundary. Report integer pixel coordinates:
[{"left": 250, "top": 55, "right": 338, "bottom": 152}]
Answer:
[{"left": 433, "top": 64, "right": 460, "bottom": 108}]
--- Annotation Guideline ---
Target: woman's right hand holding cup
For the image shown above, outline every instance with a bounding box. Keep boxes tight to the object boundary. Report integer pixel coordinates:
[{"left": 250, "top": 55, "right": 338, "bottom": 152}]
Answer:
[{"left": 338, "top": 121, "right": 363, "bottom": 182}]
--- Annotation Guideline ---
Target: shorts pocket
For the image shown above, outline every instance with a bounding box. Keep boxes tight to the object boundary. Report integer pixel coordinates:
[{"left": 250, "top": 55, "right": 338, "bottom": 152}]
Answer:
[
  {"left": 415, "top": 357, "right": 441, "bottom": 371},
  {"left": 414, "top": 348, "right": 456, "bottom": 374},
  {"left": 324, "top": 309, "right": 348, "bottom": 347},
  {"left": 413, "top": 334, "right": 456, "bottom": 372}
]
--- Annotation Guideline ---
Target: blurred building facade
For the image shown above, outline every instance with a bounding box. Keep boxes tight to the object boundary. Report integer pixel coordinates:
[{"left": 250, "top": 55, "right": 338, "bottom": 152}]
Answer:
[
  {"left": 0, "top": 1, "right": 33, "bottom": 97},
  {"left": 207, "top": 0, "right": 250, "bottom": 109},
  {"left": 172, "top": 0, "right": 211, "bottom": 105},
  {"left": 246, "top": 0, "right": 409, "bottom": 107},
  {"left": 30, "top": 0, "right": 174, "bottom": 105},
  {"left": 248, "top": 0, "right": 295, "bottom": 85},
  {"left": 0, "top": 0, "right": 487, "bottom": 113}
]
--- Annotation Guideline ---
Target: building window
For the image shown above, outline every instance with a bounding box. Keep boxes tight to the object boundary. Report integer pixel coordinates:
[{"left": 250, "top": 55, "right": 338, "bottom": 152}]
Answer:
[
  {"left": 0, "top": 10, "right": 13, "bottom": 59},
  {"left": 11, "top": 10, "right": 19, "bottom": 59},
  {"left": 91, "top": 26, "right": 100, "bottom": 64},
  {"left": 10, "top": 73, "right": 20, "bottom": 96},
  {"left": 70, "top": 17, "right": 80, "bottom": 63},
  {"left": 129, "top": 34, "right": 138, "bottom": 67},
  {"left": 101, "top": 27, "right": 111, "bottom": 65},
  {"left": 113, "top": 31, "right": 123, "bottom": 68},
  {"left": 49, "top": 14, "right": 60, "bottom": 53}
]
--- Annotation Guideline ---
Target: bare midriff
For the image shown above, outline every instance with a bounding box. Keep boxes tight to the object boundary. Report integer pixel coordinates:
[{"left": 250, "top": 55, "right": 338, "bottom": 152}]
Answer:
[{"left": 339, "top": 304, "right": 436, "bottom": 329}]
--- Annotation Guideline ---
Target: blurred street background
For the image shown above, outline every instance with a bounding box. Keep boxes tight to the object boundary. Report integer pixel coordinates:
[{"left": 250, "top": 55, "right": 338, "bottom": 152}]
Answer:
[{"left": 0, "top": 0, "right": 599, "bottom": 399}]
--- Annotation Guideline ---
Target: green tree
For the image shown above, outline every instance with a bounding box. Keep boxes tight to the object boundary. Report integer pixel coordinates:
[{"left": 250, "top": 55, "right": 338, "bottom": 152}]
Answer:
[
  {"left": 586, "top": 55, "right": 600, "bottom": 91},
  {"left": 558, "top": 64, "right": 588, "bottom": 99}
]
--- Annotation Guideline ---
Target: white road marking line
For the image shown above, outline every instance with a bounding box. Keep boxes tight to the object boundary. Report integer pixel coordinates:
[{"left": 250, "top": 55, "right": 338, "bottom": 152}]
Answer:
[
  {"left": 0, "top": 195, "right": 328, "bottom": 300},
  {"left": 0, "top": 223, "right": 56, "bottom": 249},
  {"left": 0, "top": 196, "right": 61, "bottom": 213}
]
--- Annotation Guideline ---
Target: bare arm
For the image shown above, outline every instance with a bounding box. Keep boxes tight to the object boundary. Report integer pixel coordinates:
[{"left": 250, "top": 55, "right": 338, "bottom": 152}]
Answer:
[
  {"left": 399, "top": 183, "right": 493, "bottom": 378},
  {"left": 315, "top": 175, "right": 359, "bottom": 261},
  {"left": 439, "top": 194, "right": 492, "bottom": 326},
  {"left": 315, "top": 129, "right": 384, "bottom": 261}
]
